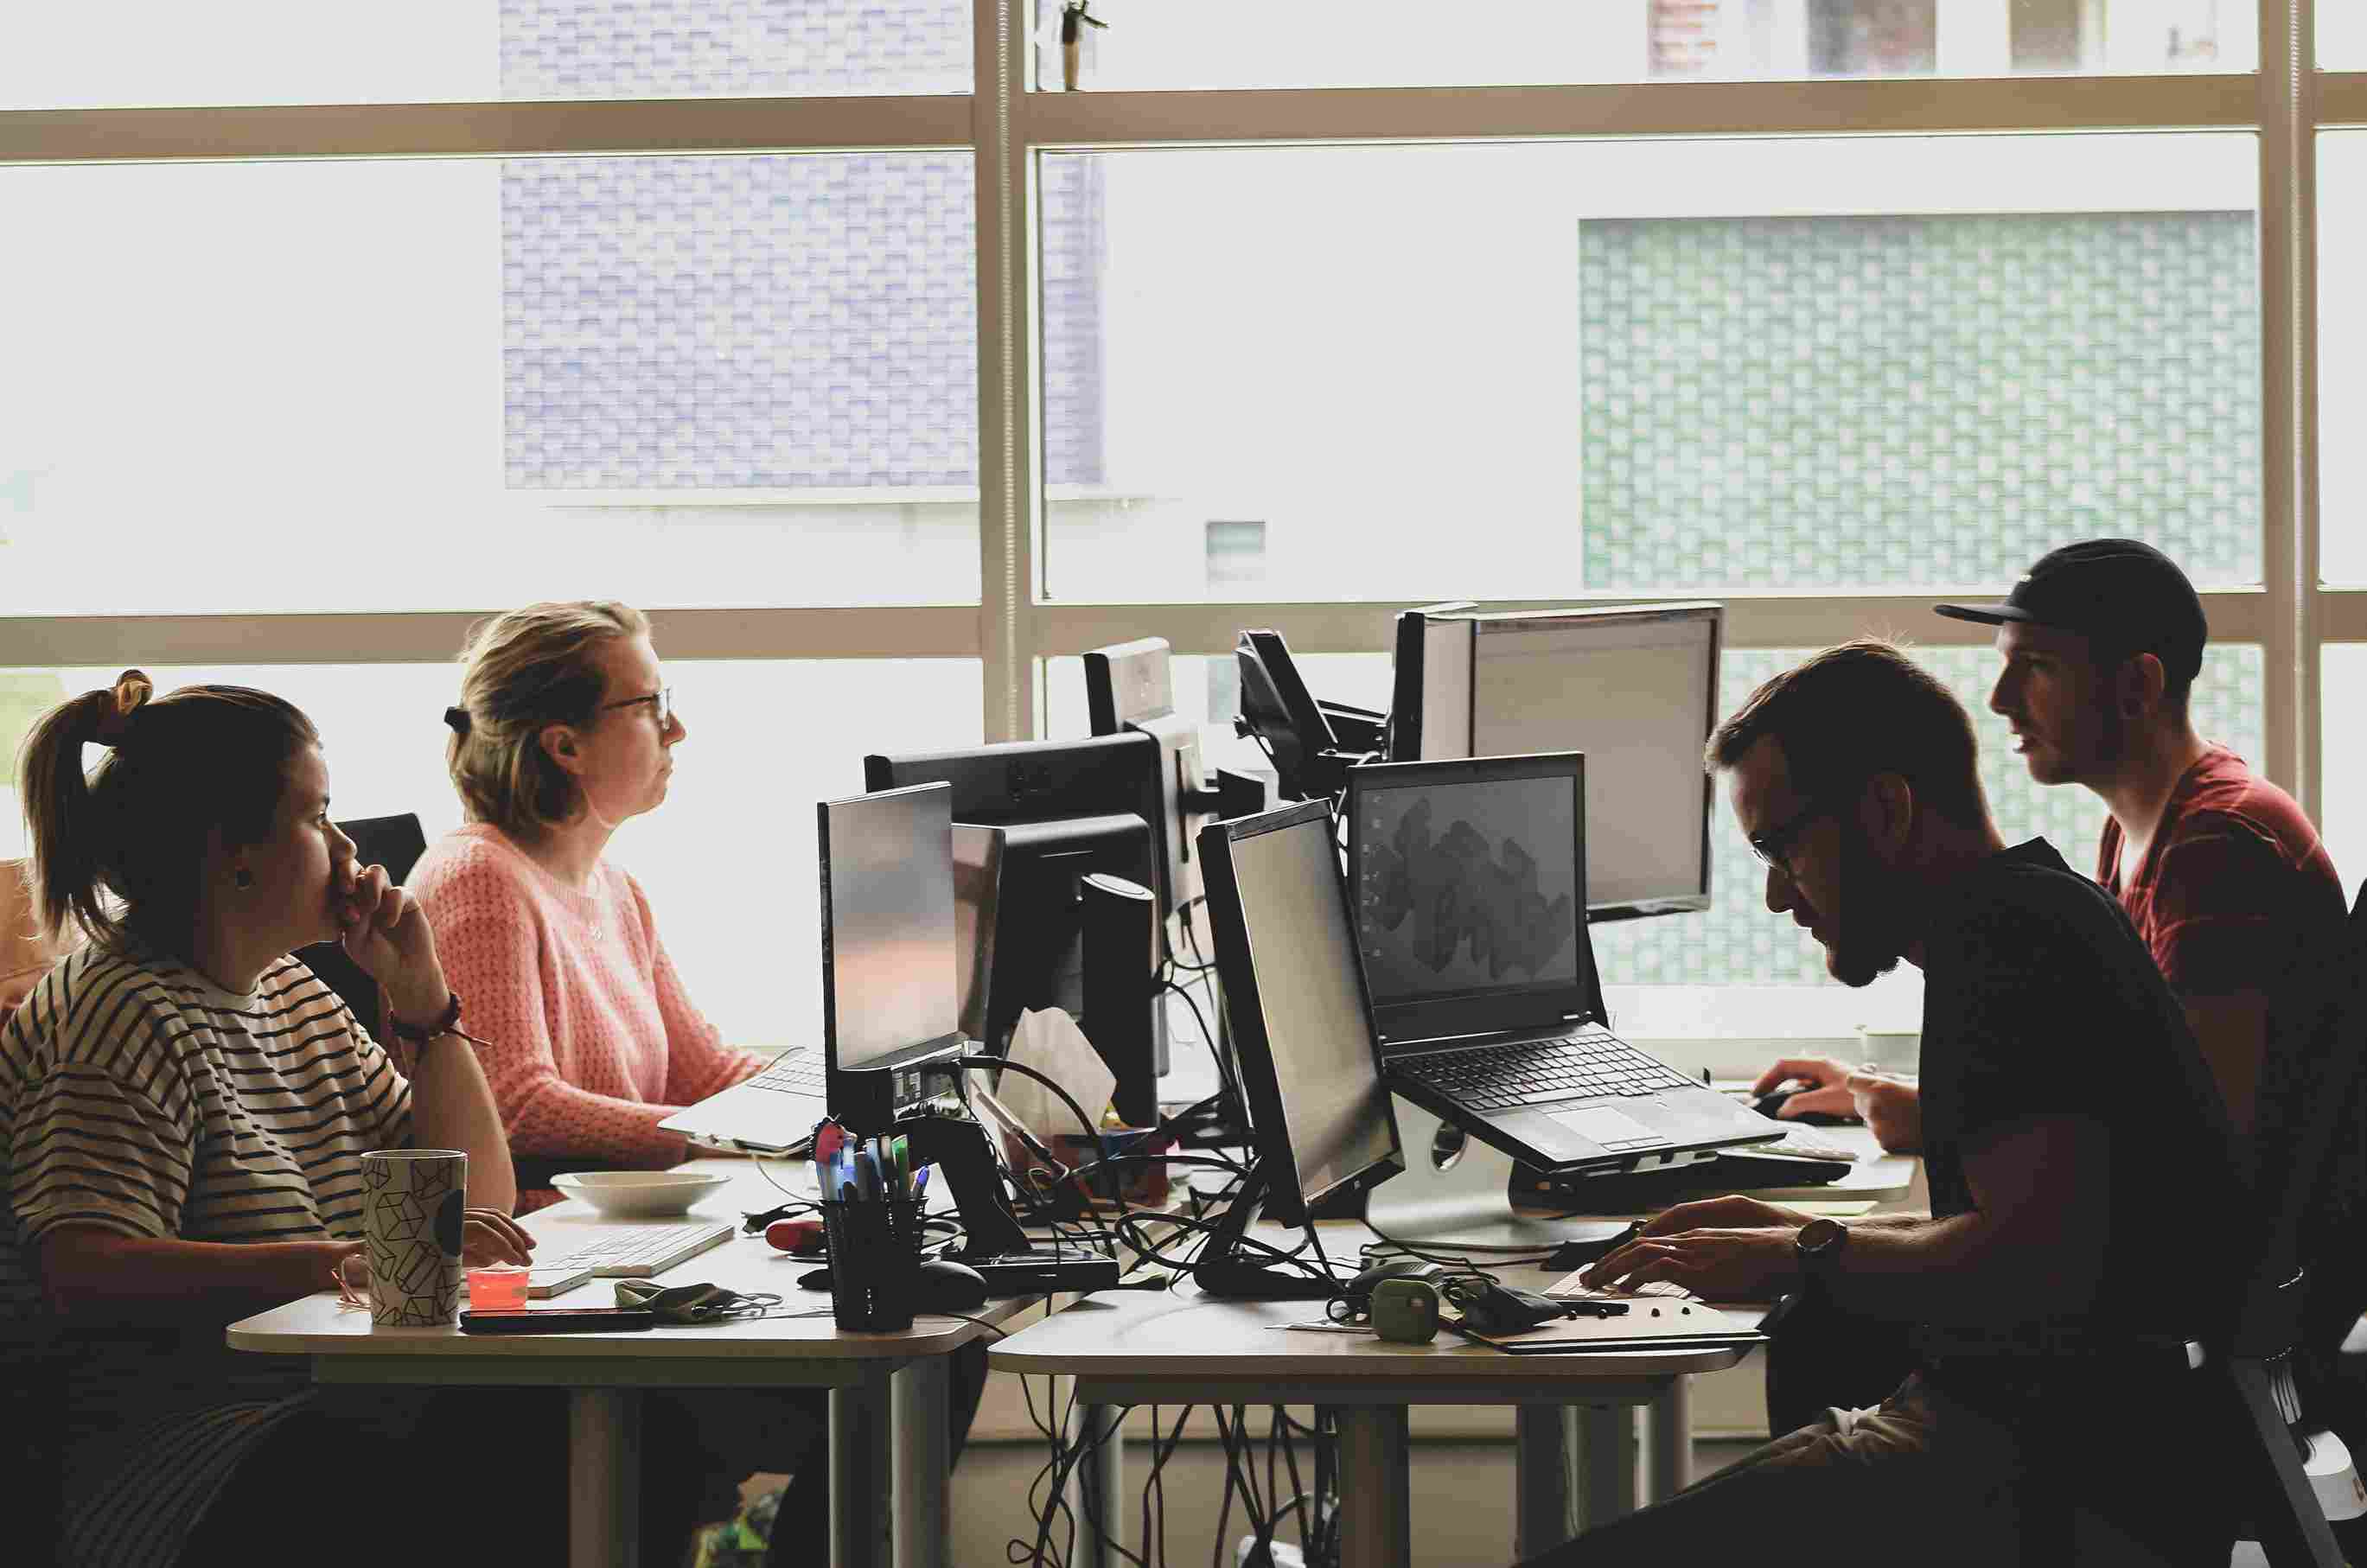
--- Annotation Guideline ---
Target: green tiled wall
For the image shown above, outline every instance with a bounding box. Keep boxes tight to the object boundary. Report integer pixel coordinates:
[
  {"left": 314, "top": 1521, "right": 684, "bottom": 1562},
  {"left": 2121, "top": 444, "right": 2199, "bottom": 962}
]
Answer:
[{"left": 1578, "top": 213, "right": 2261, "bottom": 592}]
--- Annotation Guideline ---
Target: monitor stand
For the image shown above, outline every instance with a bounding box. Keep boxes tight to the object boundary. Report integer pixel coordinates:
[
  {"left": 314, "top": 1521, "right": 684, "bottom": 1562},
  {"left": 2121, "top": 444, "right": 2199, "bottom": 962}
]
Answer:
[{"left": 1365, "top": 1096, "right": 1632, "bottom": 1254}]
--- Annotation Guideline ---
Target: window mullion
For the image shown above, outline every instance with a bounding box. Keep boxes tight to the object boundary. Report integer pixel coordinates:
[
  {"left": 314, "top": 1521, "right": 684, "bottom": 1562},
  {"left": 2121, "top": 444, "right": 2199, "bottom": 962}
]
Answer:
[
  {"left": 2261, "top": 0, "right": 2319, "bottom": 813},
  {"left": 975, "top": 0, "right": 1033, "bottom": 743}
]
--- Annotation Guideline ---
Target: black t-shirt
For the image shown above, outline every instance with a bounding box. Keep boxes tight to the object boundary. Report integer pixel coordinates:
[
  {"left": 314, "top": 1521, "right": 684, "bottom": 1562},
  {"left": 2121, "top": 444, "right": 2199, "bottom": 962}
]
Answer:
[{"left": 1917, "top": 838, "right": 2243, "bottom": 1347}]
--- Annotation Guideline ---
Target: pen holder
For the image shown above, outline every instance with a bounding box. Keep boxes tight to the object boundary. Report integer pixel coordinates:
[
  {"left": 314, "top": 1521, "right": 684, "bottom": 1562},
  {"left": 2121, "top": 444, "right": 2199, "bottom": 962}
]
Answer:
[{"left": 818, "top": 1197, "right": 927, "bottom": 1332}]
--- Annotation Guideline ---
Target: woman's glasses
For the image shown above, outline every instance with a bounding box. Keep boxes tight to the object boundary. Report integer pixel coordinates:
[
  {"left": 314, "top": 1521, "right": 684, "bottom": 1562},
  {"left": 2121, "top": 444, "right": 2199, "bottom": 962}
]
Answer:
[{"left": 600, "top": 688, "right": 675, "bottom": 730}]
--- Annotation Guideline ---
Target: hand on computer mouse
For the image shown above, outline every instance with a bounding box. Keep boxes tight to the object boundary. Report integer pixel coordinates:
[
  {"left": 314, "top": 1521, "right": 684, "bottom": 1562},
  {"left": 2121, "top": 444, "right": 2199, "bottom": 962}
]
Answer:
[{"left": 1749, "top": 1057, "right": 1860, "bottom": 1125}]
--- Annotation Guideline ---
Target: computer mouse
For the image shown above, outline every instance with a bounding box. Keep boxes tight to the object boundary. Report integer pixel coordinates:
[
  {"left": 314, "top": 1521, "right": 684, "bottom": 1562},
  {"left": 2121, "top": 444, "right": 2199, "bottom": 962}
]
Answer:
[
  {"left": 1751, "top": 1087, "right": 1856, "bottom": 1126},
  {"left": 912, "top": 1258, "right": 989, "bottom": 1314}
]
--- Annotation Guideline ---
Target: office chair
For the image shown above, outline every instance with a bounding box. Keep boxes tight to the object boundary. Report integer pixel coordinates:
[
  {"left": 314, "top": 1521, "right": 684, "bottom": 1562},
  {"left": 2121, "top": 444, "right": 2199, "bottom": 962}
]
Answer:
[
  {"left": 297, "top": 813, "right": 429, "bottom": 1042},
  {"left": 2109, "top": 878, "right": 2367, "bottom": 1565}
]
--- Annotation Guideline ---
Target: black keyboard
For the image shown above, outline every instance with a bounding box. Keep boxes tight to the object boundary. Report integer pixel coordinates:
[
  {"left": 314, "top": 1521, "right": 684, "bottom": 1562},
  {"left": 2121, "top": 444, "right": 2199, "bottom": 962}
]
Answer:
[
  {"left": 745, "top": 1050, "right": 824, "bottom": 1094},
  {"left": 1398, "top": 1026, "right": 1696, "bottom": 1111}
]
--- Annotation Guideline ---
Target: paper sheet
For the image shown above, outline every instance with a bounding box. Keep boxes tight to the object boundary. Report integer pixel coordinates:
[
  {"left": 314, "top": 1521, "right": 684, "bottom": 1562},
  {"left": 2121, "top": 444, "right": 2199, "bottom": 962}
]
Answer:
[{"left": 998, "top": 1006, "right": 1118, "bottom": 1146}]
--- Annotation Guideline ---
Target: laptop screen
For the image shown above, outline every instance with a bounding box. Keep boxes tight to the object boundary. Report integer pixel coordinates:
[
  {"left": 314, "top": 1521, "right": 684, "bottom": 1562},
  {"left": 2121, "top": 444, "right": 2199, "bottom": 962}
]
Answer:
[{"left": 1347, "top": 753, "right": 1595, "bottom": 1039}]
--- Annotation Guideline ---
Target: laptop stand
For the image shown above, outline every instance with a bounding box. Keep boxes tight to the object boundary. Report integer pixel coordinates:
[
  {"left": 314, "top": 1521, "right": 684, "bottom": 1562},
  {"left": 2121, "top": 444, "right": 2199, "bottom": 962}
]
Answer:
[{"left": 1365, "top": 1096, "right": 1634, "bottom": 1254}]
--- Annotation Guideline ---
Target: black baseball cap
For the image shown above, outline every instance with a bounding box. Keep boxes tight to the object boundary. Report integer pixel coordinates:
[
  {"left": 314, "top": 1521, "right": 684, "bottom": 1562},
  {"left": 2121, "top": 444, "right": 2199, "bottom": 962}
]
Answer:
[{"left": 1934, "top": 539, "right": 2207, "bottom": 687}]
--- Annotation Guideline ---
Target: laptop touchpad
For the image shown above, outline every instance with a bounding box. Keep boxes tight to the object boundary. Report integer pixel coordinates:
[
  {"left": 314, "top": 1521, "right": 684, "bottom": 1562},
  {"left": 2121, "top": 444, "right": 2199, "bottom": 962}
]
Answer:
[{"left": 1550, "top": 1106, "right": 1668, "bottom": 1151}]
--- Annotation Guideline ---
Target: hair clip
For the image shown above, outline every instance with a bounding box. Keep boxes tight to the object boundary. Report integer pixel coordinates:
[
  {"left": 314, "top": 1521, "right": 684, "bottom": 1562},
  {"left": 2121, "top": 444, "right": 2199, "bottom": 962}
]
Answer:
[{"left": 443, "top": 706, "right": 473, "bottom": 736}]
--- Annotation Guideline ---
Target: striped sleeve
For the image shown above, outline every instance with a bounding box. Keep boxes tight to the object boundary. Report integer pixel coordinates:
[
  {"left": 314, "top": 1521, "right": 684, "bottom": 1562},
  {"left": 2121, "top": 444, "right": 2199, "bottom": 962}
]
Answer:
[{"left": 5, "top": 955, "right": 199, "bottom": 1246}]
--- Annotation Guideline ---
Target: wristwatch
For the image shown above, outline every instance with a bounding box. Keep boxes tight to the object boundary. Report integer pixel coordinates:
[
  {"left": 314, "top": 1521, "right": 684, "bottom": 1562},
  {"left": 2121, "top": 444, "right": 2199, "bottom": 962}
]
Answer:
[{"left": 1795, "top": 1216, "right": 1849, "bottom": 1285}]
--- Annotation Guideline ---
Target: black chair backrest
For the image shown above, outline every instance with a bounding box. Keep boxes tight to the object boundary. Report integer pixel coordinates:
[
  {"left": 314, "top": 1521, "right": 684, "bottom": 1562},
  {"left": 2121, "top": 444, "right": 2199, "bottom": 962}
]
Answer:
[
  {"left": 2240, "top": 877, "right": 2367, "bottom": 1357},
  {"left": 298, "top": 814, "right": 430, "bottom": 1042}
]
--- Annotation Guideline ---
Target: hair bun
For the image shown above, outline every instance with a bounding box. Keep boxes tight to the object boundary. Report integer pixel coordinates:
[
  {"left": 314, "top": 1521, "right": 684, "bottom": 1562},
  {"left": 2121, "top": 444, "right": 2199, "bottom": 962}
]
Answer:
[{"left": 88, "top": 670, "right": 153, "bottom": 748}]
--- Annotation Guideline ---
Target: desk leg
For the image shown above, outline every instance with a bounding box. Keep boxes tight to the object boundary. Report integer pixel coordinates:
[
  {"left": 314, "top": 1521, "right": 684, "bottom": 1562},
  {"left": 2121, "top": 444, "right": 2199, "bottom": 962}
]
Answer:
[
  {"left": 1326, "top": 1405, "right": 1410, "bottom": 1568},
  {"left": 1645, "top": 1377, "right": 1691, "bottom": 1503},
  {"left": 1573, "top": 1404, "right": 1637, "bottom": 1532},
  {"left": 894, "top": 1355, "right": 952, "bottom": 1568},
  {"left": 1064, "top": 1401, "right": 1126, "bottom": 1568},
  {"left": 833, "top": 1364, "right": 896, "bottom": 1568},
  {"left": 568, "top": 1386, "right": 641, "bottom": 1568},
  {"left": 1514, "top": 1405, "right": 1577, "bottom": 1557}
]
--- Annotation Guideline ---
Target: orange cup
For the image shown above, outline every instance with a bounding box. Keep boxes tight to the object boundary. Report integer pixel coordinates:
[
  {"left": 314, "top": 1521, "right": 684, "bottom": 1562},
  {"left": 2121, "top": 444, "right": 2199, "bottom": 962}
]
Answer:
[{"left": 467, "top": 1264, "right": 530, "bottom": 1310}]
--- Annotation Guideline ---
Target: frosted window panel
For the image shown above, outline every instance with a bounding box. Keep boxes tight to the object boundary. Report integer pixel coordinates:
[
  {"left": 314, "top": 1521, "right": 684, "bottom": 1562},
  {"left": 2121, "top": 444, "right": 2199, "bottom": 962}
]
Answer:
[
  {"left": 0, "top": 156, "right": 980, "bottom": 612},
  {"left": 4, "top": 0, "right": 967, "bottom": 109},
  {"left": 2319, "top": 647, "right": 2367, "bottom": 889},
  {"left": 1033, "top": 0, "right": 2253, "bottom": 92},
  {"left": 1040, "top": 136, "right": 2260, "bottom": 604},
  {"left": 0, "top": 660, "right": 983, "bottom": 1050}
]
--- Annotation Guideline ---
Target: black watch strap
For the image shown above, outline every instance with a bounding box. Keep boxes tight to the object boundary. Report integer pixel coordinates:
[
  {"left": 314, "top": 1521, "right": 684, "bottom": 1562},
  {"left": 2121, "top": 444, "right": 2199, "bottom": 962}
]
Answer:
[{"left": 388, "top": 990, "right": 463, "bottom": 1046}]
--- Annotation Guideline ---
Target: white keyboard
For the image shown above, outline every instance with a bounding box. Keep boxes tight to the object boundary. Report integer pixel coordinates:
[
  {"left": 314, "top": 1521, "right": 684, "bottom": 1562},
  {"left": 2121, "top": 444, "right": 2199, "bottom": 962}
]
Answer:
[
  {"left": 529, "top": 1220, "right": 737, "bottom": 1297},
  {"left": 1751, "top": 1121, "right": 1859, "bottom": 1162}
]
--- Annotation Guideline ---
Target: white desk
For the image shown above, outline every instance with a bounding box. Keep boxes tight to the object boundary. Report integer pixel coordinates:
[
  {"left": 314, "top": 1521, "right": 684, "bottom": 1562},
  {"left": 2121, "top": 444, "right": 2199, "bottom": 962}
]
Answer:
[
  {"left": 228, "top": 1162, "right": 1030, "bottom": 1568},
  {"left": 992, "top": 1235, "right": 1754, "bottom": 1568}
]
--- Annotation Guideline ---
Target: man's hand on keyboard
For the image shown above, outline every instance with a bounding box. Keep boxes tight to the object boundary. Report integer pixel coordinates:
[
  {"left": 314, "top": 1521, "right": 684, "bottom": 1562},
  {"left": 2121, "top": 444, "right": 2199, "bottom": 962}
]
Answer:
[
  {"left": 1579, "top": 1214, "right": 1801, "bottom": 1300},
  {"left": 1637, "top": 1194, "right": 1815, "bottom": 1240}
]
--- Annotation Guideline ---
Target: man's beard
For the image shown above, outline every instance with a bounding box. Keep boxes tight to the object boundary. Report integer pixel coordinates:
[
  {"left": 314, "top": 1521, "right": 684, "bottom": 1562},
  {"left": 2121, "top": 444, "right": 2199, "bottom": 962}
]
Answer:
[{"left": 1826, "top": 829, "right": 1907, "bottom": 988}]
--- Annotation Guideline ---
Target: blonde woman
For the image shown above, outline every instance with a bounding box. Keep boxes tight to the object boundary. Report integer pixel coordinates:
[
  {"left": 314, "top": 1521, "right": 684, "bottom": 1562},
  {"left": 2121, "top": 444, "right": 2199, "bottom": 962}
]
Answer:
[
  {"left": 412, "top": 601, "right": 770, "bottom": 1201},
  {"left": 416, "top": 602, "right": 835, "bottom": 1563},
  {"left": 0, "top": 673, "right": 536, "bottom": 1567}
]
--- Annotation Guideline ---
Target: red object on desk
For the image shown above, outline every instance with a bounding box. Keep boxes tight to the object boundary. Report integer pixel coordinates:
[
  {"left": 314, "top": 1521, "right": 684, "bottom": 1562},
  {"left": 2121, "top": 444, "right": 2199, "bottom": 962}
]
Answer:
[{"left": 766, "top": 1218, "right": 826, "bottom": 1256}]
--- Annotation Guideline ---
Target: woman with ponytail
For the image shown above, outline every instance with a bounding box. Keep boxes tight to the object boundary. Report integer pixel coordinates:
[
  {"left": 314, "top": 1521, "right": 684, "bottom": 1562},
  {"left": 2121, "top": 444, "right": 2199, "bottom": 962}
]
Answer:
[
  {"left": 0, "top": 672, "right": 539, "bottom": 1567},
  {"left": 413, "top": 602, "right": 771, "bottom": 1201}
]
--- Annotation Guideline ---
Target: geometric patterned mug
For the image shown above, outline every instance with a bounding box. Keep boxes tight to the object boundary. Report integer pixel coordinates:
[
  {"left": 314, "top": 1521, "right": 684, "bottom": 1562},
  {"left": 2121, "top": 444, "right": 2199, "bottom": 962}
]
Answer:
[{"left": 360, "top": 1150, "right": 469, "bottom": 1327}]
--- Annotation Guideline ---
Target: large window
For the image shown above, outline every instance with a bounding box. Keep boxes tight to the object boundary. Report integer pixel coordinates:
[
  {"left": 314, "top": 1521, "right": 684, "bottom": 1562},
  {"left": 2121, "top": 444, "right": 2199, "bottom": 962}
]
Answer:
[
  {"left": 1040, "top": 135, "right": 2260, "bottom": 603},
  {"left": 1030, "top": 0, "right": 2255, "bottom": 91},
  {"left": 2, "top": 0, "right": 2346, "bottom": 1046}
]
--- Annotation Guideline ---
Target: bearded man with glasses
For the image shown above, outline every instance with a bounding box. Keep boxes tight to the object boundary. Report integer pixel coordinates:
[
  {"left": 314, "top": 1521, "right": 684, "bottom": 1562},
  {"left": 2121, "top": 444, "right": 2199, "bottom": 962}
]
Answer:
[{"left": 1519, "top": 640, "right": 2244, "bottom": 1565}]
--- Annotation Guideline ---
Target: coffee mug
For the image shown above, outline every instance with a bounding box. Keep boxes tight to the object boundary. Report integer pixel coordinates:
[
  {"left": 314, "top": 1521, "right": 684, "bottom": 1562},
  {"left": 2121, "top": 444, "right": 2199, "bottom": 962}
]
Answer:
[
  {"left": 1855, "top": 1027, "right": 1922, "bottom": 1076},
  {"left": 360, "top": 1150, "right": 469, "bottom": 1327}
]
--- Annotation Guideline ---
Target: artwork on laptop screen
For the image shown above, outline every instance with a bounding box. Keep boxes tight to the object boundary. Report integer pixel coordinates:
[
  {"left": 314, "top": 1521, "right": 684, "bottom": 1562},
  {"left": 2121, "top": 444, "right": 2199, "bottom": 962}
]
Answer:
[{"left": 1354, "top": 774, "right": 1580, "bottom": 1005}]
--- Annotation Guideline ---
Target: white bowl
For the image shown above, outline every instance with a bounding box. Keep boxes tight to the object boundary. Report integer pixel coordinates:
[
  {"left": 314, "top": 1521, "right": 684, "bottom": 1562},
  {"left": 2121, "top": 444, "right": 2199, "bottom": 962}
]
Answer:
[{"left": 549, "top": 1170, "right": 731, "bottom": 1219}]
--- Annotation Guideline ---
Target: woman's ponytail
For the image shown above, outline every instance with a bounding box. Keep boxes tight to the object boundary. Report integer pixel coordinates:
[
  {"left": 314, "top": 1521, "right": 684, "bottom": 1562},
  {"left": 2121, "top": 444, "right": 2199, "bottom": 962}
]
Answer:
[{"left": 18, "top": 672, "right": 151, "bottom": 946}]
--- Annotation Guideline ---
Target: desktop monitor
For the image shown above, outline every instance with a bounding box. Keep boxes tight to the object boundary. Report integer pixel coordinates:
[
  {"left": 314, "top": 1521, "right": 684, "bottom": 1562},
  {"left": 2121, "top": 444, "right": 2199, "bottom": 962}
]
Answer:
[
  {"left": 1196, "top": 799, "right": 1403, "bottom": 1228},
  {"left": 864, "top": 734, "right": 1162, "bottom": 1069},
  {"left": 818, "top": 782, "right": 967, "bottom": 1126},
  {"left": 1388, "top": 602, "right": 1721, "bottom": 921},
  {"left": 1083, "top": 635, "right": 1204, "bottom": 916}
]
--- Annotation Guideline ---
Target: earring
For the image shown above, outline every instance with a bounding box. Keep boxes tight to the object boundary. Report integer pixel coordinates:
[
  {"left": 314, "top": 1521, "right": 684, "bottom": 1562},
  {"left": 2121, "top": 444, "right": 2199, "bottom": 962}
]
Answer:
[{"left": 233, "top": 868, "right": 253, "bottom": 889}]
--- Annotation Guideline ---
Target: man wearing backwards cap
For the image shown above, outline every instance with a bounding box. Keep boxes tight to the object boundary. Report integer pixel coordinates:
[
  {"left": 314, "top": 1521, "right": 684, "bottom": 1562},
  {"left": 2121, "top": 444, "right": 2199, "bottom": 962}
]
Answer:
[
  {"left": 1747, "top": 539, "right": 2351, "bottom": 1436},
  {"left": 1760, "top": 538, "right": 2341, "bottom": 1146}
]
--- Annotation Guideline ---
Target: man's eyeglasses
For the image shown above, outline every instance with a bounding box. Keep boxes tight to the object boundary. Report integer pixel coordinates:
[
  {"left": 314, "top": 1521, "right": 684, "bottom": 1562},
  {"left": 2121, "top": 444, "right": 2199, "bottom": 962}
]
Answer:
[
  {"left": 601, "top": 688, "right": 675, "bottom": 730},
  {"left": 1747, "top": 793, "right": 1841, "bottom": 872}
]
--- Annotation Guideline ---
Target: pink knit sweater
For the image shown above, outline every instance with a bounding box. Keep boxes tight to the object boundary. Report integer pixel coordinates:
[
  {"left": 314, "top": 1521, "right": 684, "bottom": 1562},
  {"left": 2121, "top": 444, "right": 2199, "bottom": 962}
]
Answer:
[{"left": 411, "top": 825, "right": 767, "bottom": 1196}]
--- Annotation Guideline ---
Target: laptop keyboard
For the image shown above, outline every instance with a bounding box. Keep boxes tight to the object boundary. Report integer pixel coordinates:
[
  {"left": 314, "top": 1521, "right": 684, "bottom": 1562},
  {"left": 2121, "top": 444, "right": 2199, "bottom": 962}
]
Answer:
[
  {"left": 1399, "top": 1026, "right": 1697, "bottom": 1111},
  {"left": 743, "top": 1049, "right": 823, "bottom": 1094}
]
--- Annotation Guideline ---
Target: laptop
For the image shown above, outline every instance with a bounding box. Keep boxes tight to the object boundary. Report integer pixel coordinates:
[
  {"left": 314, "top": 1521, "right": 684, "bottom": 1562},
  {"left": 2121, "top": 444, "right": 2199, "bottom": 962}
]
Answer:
[
  {"left": 659, "top": 781, "right": 966, "bottom": 1152},
  {"left": 1344, "top": 750, "right": 1781, "bottom": 1174}
]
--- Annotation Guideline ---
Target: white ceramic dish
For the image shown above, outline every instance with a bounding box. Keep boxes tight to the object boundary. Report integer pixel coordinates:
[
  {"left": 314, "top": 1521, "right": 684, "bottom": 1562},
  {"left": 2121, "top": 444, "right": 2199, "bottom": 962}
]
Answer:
[{"left": 549, "top": 1170, "right": 731, "bottom": 1219}]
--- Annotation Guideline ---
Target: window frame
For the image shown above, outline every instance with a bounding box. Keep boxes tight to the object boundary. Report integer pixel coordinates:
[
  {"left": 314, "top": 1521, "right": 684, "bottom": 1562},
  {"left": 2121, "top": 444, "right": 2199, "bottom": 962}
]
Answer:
[{"left": 0, "top": 2, "right": 2349, "bottom": 828}]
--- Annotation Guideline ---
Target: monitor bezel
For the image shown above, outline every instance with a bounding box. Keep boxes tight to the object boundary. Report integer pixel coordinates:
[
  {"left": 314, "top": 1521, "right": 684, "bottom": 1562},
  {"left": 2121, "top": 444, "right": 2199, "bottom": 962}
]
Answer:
[
  {"left": 1343, "top": 750, "right": 1599, "bottom": 1049},
  {"left": 1197, "top": 799, "right": 1404, "bottom": 1227}
]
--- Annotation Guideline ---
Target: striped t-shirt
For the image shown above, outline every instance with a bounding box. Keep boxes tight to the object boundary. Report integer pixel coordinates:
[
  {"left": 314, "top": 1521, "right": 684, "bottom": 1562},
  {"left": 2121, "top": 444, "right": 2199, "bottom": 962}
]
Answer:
[{"left": 1, "top": 943, "right": 413, "bottom": 1568}]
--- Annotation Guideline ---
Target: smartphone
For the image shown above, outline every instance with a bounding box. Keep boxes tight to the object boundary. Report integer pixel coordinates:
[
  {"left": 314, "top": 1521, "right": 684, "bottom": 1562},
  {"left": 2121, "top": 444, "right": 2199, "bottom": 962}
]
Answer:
[{"left": 459, "top": 1307, "right": 657, "bottom": 1335}]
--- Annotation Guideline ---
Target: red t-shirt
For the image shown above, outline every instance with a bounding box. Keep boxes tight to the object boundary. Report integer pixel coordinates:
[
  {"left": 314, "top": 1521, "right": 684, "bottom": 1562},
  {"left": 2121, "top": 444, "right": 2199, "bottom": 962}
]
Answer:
[{"left": 2096, "top": 745, "right": 2345, "bottom": 997}]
